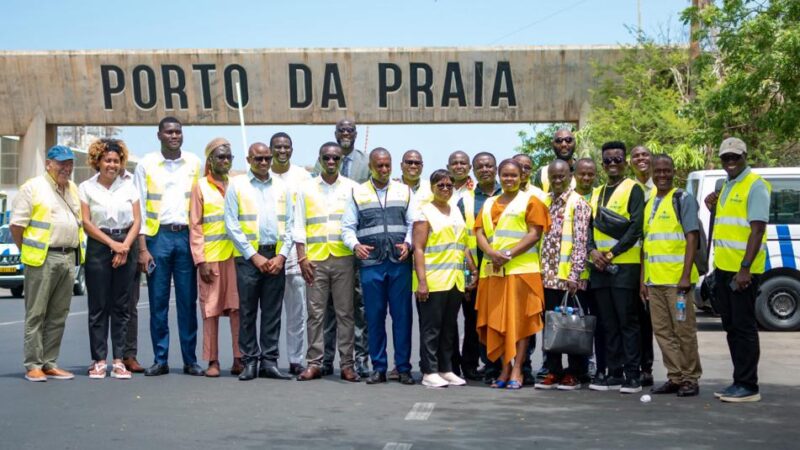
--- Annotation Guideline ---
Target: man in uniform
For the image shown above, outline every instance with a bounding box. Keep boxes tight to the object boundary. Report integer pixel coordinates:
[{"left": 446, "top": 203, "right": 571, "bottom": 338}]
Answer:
[{"left": 10, "top": 145, "right": 85, "bottom": 382}]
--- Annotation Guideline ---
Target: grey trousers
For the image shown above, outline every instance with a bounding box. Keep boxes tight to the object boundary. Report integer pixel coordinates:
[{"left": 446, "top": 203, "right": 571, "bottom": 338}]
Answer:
[
  {"left": 23, "top": 251, "right": 75, "bottom": 370},
  {"left": 306, "top": 256, "right": 356, "bottom": 368},
  {"left": 323, "top": 264, "right": 368, "bottom": 366}
]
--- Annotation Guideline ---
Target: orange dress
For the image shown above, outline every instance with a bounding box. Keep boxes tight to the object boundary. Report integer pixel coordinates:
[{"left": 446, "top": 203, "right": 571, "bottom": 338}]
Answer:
[{"left": 474, "top": 194, "right": 551, "bottom": 363}]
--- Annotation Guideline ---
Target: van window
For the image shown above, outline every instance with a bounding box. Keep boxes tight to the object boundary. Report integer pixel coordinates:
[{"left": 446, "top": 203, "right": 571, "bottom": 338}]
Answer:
[
  {"left": 686, "top": 179, "right": 700, "bottom": 201},
  {"left": 765, "top": 177, "right": 800, "bottom": 224}
]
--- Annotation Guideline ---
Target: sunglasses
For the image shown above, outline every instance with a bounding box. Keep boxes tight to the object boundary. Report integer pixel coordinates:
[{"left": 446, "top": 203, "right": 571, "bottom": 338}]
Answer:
[
  {"left": 214, "top": 154, "right": 234, "bottom": 161},
  {"left": 322, "top": 155, "right": 342, "bottom": 162},
  {"left": 603, "top": 156, "right": 625, "bottom": 165},
  {"left": 554, "top": 137, "right": 574, "bottom": 144},
  {"left": 721, "top": 153, "right": 743, "bottom": 162},
  {"left": 435, "top": 183, "right": 454, "bottom": 190},
  {"left": 336, "top": 127, "right": 356, "bottom": 133},
  {"left": 251, "top": 156, "right": 273, "bottom": 163},
  {"left": 403, "top": 160, "right": 422, "bottom": 166}
]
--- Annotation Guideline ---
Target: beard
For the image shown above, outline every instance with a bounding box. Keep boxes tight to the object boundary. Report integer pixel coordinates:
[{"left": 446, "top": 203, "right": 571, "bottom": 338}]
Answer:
[{"left": 555, "top": 148, "right": 575, "bottom": 161}]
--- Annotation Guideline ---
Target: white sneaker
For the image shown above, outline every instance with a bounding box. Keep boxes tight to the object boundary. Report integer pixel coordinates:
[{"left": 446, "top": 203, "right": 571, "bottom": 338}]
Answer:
[
  {"left": 422, "top": 373, "right": 449, "bottom": 388},
  {"left": 440, "top": 372, "right": 466, "bottom": 386}
]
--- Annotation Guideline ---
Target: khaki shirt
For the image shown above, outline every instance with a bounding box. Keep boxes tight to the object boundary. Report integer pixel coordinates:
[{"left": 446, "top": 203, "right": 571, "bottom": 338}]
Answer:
[{"left": 11, "top": 173, "right": 80, "bottom": 247}]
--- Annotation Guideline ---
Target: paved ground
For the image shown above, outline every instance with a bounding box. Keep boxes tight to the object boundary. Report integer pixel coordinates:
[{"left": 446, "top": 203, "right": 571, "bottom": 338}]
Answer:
[{"left": 1, "top": 286, "right": 799, "bottom": 449}]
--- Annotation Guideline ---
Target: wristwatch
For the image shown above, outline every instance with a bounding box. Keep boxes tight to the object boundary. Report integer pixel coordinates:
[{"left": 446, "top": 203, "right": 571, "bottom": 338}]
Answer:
[
  {"left": 504, "top": 250, "right": 512, "bottom": 258},
  {"left": 740, "top": 260, "right": 752, "bottom": 269}
]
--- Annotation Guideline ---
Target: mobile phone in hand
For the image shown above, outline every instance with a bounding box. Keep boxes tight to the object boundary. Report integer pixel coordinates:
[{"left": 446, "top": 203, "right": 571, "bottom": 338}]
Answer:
[
  {"left": 729, "top": 278, "right": 738, "bottom": 292},
  {"left": 147, "top": 260, "right": 157, "bottom": 275}
]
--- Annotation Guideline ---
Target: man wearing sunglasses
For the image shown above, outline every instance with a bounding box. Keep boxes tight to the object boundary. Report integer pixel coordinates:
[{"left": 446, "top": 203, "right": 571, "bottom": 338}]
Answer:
[
  {"left": 704, "top": 137, "right": 770, "bottom": 403},
  {"left": 189, "top": 138, "right": 242, "bottom": 377},
  {"left": 294, "top": 142, "right": 361, "bottom": 382},
  {"left": 321, "top": 118, "right": 371, "bottom": 378},
  {"left": 224, "top": 142, "right": 294, "bottom": 381},
  {"left": 399, "top": 150, "right": 432, "bottom": 202},
  {"left": 270, "top": 132, "right": 312, "bottom": 377},
  {"left": 533, "top": 128, "right": 578, "bottom": 193},
  {"left": 587, "top": 141, "right": 646, "bottom": 394}
]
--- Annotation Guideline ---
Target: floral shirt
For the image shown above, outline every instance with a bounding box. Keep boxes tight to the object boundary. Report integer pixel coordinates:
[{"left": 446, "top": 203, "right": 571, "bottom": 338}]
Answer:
[{"left": 540, "top": 189, "right": 591, "bottom": 291}]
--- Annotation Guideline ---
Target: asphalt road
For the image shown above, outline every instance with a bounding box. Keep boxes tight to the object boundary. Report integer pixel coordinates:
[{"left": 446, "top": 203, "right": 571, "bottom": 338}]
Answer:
[{"left": 1, "top": 286, "right": 799, "bottom": 449}]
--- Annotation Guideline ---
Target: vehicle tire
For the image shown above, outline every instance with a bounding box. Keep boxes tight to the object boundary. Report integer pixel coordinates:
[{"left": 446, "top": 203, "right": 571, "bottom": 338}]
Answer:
[
  {"left": 73, "top": 266, "right": 86, "bottom": 296},
  {"left": 755, "top": 275, "right": 800, "bottom": 331},
  {"left": 10, "top": 286, "right": 23, "bottom": 298}
]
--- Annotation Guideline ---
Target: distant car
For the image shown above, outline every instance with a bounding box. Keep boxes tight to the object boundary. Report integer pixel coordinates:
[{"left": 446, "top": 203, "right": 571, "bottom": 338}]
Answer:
[
  {"left": 687, "top": 168, "right": 800, "bottom": 331},
  {"left": 0, "top": 224, "right": 86, "bottom": 298}
]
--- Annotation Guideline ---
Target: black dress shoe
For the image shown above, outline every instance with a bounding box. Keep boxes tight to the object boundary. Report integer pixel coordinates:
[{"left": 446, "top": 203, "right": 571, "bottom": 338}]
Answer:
[
  {"left": 258, "top": 365, "right": 292, "bottom": 380},
  {"left": 144, "top": 363, "right": 169, "bottom": 377},
  {"left": 366, "top": 371, "right": 387, "bottom": 384},
  {"left": 289, "top": 363, "right": 305, "bottom": 376},
  {"left": 640, "top": 371, "right": 654, "bottom": 387},
  {"left": 321, "top": 364, "right": 334, "bottom": 376},
  {"left": 183, "top": 363, "right": 205, "bottom": 376},
  {"left": 398, "top": 372, "right": 416, "bottom": 385},
  {"left": 651, "top": 380, "right": 681, "bottom": 394},
  {"left": 462, "top": 367, "right": 481, "bottom": 381},
  {"left": 238, "top": 362, "right": 258, "bottom": 381},
  {"left": 677, "top": 381, "right": 700, "bottom": 397}
]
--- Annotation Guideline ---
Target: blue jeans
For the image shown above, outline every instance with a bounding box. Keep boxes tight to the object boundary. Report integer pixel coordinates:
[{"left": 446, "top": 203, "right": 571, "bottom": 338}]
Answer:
[
  {"left": 360, "top": 260, "right": 412, "bottom": 374},
  {"left": 146, "top": 228, "right": 198, "bottom": 365}
]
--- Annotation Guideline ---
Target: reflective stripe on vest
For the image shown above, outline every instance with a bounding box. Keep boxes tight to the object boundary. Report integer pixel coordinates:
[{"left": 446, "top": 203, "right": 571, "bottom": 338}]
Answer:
[
  {"left": 413, "top": 202, "right": 467, "bottom": 292},
  {"left": 198, "top": 178, "right": 234, "bottom": 262},
  {"left": 141, "top": 153, "right": 201, "bottom": 236},
  {"left": 713, "top": 172, "right": 770, "bottom": 274},
  {"left": 643, "top": 188, "right": 699, "bottom": 285},
  {"left": 353, "top": 180, "right": 410, "bottom": 263},
  {"left": 20, "top": 176, "right": 86, "bottom": 267},
  {"left": 479, "top": 190, "right": 540, "bottom": 277},
  {"left": 590, "top": 178, "right": 641, "bottom": 264},
  {"left": 544, "top": 191, "right": 589, "bottom": 281},
  {"left": 304, "top": 178, "right": 354, "bottom": 261},
  {"left": 230, "top": 174, "right": 288, "bottom": 257}
]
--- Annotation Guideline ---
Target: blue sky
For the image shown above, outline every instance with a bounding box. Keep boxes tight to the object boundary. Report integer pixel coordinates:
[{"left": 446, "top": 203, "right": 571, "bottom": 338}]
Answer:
[{"left": 2, "top": 0, "right": 689, "bottom": 174}]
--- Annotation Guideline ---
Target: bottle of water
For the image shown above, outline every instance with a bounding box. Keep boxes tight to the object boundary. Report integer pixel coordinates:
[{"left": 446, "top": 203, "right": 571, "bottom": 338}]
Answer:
[
  {"left": 676, "top": 292, "right": 687, "bottom": 322},
  {"left": 566, "top": 306, "right": 574, "bottom": 315},
  {"left": 554, "top": 306, "right": 562, "bottom": 313}
]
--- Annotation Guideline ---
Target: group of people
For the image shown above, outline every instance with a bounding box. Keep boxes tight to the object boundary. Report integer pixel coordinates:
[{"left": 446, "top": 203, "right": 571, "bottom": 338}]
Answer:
[{"left": 9, "top": 117, "right": 768, "bottom": 403}]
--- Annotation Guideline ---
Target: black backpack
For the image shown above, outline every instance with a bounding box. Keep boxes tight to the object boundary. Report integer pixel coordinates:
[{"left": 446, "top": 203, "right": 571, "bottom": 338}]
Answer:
[{"left": 672, "top": 189, "right": 709, "bottom": 276}]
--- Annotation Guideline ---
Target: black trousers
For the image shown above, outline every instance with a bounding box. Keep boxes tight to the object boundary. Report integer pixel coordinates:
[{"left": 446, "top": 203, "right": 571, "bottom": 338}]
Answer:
[
  {"left": 543, "top": 288, "right": 588, "bottom": 376},
  {"left": 713, "top": 270, "right": 760, "bottom": 391},
  {"left": 451, "top": 288, "right": 480, "bottom": 372},
  {"left": 638, "top": 291, "right": 654, "bottom": 372},
  {"left": 582, "top": 288, "right": 607, "bottom": 374},
  {"left": 594, "top": 287, "right": 641, "bottom": 379},
  {"left": 235, "top": 248, "right": 286, "bottom": 366},
  {"left": 123, "top": 270, "right": 141, "bottom": 359},
  {"left": 418, "top": 287, "right": 462, "bottom": 374},
  {"left": 85, "top": 236, "right": 139, "bottom": 361},
  {"left": 323, "top": 267, "right": 369, "bottom": 366}
]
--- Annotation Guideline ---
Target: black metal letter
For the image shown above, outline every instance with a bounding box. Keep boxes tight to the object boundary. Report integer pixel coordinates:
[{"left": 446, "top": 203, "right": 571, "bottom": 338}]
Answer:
[
  {"left": 100, "top": 65, "right": 125, "bottom": 110},
  {"left": 491, "top": 61, "right": 516, "bottom": 107},
  {"left": 289, "top": 64, "right": 312, "bottom": 108},
  {"left": 224, "top": 64, "right": 248, "bottom": 108},
  {"left": 378, "top": 63, "right": 402, "bottom": 108},
  {"left": 132, "top": 65, "right": 157, "bottom": 110},
  {"left": 192, "top": 64, "right": 216, "bottom": 110},
  {"left": 441, "top": 62, "right": 466, "bottom": 107},
  {"left": 410, "top": 63, "right": 433, "bottom": 108},
  {"left": 161, "top": 65, "right": 188, "bottom": 110}
]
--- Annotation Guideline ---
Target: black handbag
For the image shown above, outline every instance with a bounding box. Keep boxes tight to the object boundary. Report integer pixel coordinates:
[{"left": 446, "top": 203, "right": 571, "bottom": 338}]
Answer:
[
  {"left": 593, "top": 185, "right": 631, "bottom": 240},
  {"left": 543, "top": 292, "right": 597, "bottom": 356}
]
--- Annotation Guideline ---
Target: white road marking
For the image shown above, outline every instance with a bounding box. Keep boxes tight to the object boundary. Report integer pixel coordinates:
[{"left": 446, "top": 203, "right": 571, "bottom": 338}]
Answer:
[
  {"left": 383, "top": 443, "right": 413, "bottom": 450},
  {"left": 405, "top": 402, "right": 435, "bottom": 421},
  {"left": 0, "top": 301, "right": 153, "bottom": 327}
]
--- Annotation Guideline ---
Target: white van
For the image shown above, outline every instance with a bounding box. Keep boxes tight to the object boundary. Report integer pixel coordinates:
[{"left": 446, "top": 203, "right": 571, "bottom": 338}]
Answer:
[{"left": 686, "top": 168, "right": 800, "bottom": 331}]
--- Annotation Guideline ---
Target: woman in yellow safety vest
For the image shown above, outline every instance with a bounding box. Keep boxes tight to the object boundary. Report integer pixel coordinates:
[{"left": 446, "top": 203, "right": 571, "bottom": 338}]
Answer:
[
  {"left": 78, "top": 139, "right": 141, "bottom": 380},
  {"left": 474, "top": 159, "right": 551, "bottom": 390},
  {"left": 412, "top": 169, "right": 478, "bottom": 388}
]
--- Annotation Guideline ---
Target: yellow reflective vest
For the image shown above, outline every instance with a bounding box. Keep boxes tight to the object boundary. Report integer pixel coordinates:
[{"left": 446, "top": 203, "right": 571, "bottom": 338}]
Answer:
[
  {"left": 643, "top": 188, "right": 699, "bottom": 285},
  {"left": 479, "top": 190, "right": 541, "bottom": 277},
  {"left": 19, "top": 176, "right": 86, "bottom": 267},
  {"left": 713, "top": 171, "right": 770, "bottom": 274},
  {"left": 590, "top": 178, "right": 641, "bottom": 264},
  {"left": 230, "top": 174, "right": 289, "bottom": 257},
  {"left": 197, "top": 178, "right": 234, "bottom": 263},
  {"left": 544, "top": 190, "right": 590, "bottom": 281},
  {"left": 302, "top": 177, "right": 356, "bottom": 261},
  {"left": 140, "top": 152, "right": 201, "bottom": 236},
  {"left": 413, "top": 202, "right": 467, "bottom": 293}
]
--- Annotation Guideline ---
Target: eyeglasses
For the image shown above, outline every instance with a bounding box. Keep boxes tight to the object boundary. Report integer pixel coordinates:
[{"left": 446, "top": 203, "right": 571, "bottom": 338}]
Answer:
[
  {"left": 602, "top": 156, "right": 625, "bottom": 165},
  {"left": 214, "top": 154, "right": 234, "bottom": 161},
  {"left": 403, "top": 160, "right": 422, "bottom": 166},
  {"left": 251, "top": 156, "right": 273, "bottom": 163},
  {"left": 721, "top": 153, "right": 743, "bottom": 162},
  {"left": 336, "top": 127, "right": 356, "bottom": 134},
  {"left": 554, "top": 137, "right": 574, "bottom": 144},
  {"left": 322, "top": 155, "right": 342, "bottom": 162},
  {"left": 435, "top": 183, "right": 454, "bottom": 190}
]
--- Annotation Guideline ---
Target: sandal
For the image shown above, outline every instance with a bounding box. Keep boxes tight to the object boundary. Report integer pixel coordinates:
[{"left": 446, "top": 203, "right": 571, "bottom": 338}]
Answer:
[
  {"left": 506, "top": 380, "right": 522, "bottom": 390},
  {"left": 88, "top": 362, "right": 107, "bottom": 379},
  {"left": 491, "top": 379, "right": 508, "bottom": 389},
  {"left": 110, "top": 362, "right": 132, "bottom": 379}
]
